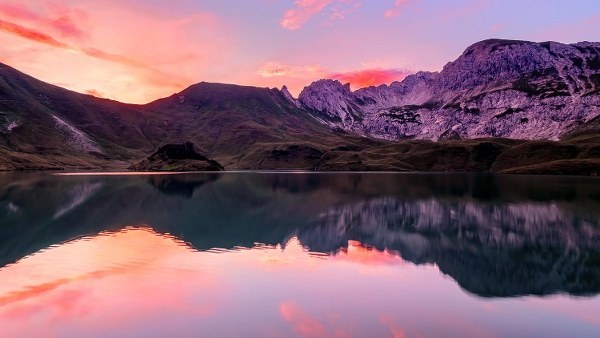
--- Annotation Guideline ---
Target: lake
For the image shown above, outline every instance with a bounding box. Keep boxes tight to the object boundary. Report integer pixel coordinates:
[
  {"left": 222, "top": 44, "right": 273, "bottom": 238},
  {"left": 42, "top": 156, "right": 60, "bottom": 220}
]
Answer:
[{"left": 0, "top": 172, "right": 599, "bottom": 338}]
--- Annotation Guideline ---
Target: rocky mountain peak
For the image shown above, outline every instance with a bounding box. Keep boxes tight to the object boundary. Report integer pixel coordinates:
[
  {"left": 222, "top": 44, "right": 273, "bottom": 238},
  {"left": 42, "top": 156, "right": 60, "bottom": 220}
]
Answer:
[
  {"left": 298, "top": 79, "right": 358, "bottom": 124},
  {"left": 280, "top": 85, "right": 301, "bottom": 108},
  {"left": 296, "top": 38, "right": 600, "bottom": 141}
]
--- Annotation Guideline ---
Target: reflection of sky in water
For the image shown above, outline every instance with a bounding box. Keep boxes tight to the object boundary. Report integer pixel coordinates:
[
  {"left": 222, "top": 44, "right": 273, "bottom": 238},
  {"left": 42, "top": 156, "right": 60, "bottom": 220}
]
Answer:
[{"left": 0, "top": 227, "right": 598, "bottom": 338}]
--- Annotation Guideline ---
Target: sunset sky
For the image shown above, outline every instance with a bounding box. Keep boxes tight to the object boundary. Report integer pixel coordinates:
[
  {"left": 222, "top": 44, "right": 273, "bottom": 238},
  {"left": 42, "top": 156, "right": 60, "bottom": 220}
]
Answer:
[{"left": 0, "top": 0, "right": 598, "bottom": 103}]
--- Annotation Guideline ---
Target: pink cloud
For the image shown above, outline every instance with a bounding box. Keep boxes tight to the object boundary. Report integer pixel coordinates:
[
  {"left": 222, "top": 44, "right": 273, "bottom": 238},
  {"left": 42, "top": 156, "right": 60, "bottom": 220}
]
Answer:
[
  {"left": 384, "top": 0, "right": 413, "bottom": 18},
  {"left": 280, "top": 0, "right": 360, "bottom": 30},
  {"left": 281, "top": 0, "right": 334, "bottom": 30},
  {"left": 0, "top": 19, "right": 157, "bottom": 73},
  {"left": 325, "top": 1, "right": 362, "bottom": 27},
  {"left": 0, "top": 1, "right": 232, "bottom": 103},
  {"left": 0, "top": 2, "right": 87, "bottom": 39},
  {"left": 0, "top": 18, "right": 71, "bottom": 48}
]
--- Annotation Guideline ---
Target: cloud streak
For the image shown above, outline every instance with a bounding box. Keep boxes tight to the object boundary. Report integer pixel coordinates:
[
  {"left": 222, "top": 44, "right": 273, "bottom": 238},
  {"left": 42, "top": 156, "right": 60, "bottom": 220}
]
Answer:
[
  {"left": 0, "top": 18, "right": 150, "bottom": 71},
  {"left": 281, "top": 0, "right": 334, "bottom": 30},
  {"left": 0, "top": 19, "right": 70, "bottom": 49},
  {"left": 0, "top": 1, "right": 232, "bottom": 103},
  {"left": 0, "top": 2, "right": 86, "bottom": 39},
  {"left": 280, "top": 0, "right": 361, "bottom": 30}
]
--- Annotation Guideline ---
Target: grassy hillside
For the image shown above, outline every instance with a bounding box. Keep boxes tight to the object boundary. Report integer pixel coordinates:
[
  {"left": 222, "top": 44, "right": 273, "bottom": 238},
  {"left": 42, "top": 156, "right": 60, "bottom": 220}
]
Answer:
[{"left": 0, "top": 62, "right": 598, "bottom": 175}]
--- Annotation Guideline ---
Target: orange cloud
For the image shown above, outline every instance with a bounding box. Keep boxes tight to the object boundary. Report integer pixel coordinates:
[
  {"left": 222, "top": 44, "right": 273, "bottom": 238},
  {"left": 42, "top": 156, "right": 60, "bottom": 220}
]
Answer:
[
  {"left": 329, "top": 68, "right": 412, "bottom": 89},
  {"left": 256, "top": 61, "right": 325, "bottom": 78},
  {"left": 256, "top": 61, "right": 293, "bottom": 77}
]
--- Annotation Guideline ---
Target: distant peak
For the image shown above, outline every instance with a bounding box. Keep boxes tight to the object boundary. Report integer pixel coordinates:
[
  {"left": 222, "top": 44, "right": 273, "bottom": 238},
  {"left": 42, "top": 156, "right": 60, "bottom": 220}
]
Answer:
[
  {"left": 461, "top": 39, "right": 536, "bottom": 57},
  {"left": 280, "top": 85, "right": 301, "bottom": 108}
]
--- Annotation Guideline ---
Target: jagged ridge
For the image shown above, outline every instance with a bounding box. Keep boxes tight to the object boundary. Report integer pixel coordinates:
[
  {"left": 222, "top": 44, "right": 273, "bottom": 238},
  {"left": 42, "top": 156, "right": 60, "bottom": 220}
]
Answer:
[{"left": 297, "top": 39, "right": 600, "bottom": 141}]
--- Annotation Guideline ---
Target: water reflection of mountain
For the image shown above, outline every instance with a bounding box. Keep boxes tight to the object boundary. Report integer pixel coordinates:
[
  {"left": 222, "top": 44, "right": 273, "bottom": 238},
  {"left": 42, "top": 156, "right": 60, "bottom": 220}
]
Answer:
[
  {"left": 1, "top": 172, "right": 599, "bottom": 298},
  {"left": 299, "top": 197, "right": 600, "bottom": 297}
]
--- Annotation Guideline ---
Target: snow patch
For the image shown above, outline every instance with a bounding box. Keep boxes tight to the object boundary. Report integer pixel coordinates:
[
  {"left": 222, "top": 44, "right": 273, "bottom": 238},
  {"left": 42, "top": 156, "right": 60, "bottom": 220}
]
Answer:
[
  {"left": 0, "top": 112, "right": 20, "bottom": 133},
  {"left": 52, "top": 115, "right": 103, "bottom": 153}
]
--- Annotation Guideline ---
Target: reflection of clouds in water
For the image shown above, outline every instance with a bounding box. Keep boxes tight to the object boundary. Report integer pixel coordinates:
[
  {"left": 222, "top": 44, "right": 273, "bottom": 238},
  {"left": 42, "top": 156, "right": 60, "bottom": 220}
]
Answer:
[
  {"left": 1, "top": 173, "right": 599, "bottom": 300},
  {"left": 279, "top": 301, "right": 335, "bottom": 338},
  {"left": 53, "top": 182, "right": 103, "bottom": 219},
  {"left": 0, "top": 227, "right": 219, "bottom": 338},
  {"left": 0, "top": 225, "right": 598, "bottom": 338}
]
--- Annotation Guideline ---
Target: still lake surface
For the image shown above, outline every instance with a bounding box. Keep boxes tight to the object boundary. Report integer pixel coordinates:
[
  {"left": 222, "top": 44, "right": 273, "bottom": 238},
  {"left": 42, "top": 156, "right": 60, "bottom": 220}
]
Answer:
[{"left": 0, "top": 172, "right": 599, "bottom": 338}]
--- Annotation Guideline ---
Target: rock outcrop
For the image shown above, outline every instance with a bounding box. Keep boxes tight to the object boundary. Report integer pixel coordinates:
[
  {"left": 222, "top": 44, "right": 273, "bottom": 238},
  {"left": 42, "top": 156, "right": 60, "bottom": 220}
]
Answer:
[
  {"left": 129, "top": 142, "right": 224, "bottom": 171},
  {"left": 298, "top": 39, "right": 600, "bottom": 141}
]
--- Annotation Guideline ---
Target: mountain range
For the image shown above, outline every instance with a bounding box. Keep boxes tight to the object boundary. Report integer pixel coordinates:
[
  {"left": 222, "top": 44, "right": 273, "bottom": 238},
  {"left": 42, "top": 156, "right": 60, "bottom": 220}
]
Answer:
[
  {"left": 298, "top": 39, "right": 600, "bottom": 140},
  {"left": 0, "top": 38, "right": 599, "bottom": 173}
]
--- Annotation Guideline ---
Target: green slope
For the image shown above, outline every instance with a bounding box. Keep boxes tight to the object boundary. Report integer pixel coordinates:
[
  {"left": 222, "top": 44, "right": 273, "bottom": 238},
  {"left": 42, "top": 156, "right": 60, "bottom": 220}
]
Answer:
[{"left": 0, "top": 62, "right": 598, "bottom": 175}]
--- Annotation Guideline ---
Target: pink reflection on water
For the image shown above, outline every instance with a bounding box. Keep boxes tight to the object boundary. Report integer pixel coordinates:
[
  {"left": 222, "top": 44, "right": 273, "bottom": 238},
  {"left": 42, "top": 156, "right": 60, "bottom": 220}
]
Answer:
[
  {"left": 0, "top": 227, "right": 220, "bottom": 338},
  {"left": 280, "top": 301, "right": 331, "bottom": 338},
  {"left": 380, "top": 315, "right": 407, "bottom": 338},
  {"left": 0, "top": 227, "right": 598, "bottom": 338}
]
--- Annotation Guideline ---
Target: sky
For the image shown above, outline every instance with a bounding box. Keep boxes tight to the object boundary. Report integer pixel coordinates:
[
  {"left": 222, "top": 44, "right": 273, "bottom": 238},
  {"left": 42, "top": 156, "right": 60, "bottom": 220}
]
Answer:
[{"left": 0, "top": 0, "right": 598, "bottom": 104}]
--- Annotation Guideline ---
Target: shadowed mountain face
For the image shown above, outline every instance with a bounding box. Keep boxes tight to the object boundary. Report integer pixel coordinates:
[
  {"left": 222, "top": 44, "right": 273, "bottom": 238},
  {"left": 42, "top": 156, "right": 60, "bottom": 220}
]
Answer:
[
  {"left": 0, "top": 63, "right": 364, "bottom": 170},
  {"left": 1, "top": 172, "right": 599, "bottom": 298},
  {"left": 0, "top": 63, "right": 159, "bottom": 169},
  {"left": 141, "top": 82, "right": 373, "bottom": 168}
]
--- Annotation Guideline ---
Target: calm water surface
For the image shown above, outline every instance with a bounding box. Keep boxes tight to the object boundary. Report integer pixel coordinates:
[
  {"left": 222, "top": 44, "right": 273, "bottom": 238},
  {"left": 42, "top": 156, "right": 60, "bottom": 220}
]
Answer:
[{"left": 0, "top": 172, "right": 599, "bottom": 338}]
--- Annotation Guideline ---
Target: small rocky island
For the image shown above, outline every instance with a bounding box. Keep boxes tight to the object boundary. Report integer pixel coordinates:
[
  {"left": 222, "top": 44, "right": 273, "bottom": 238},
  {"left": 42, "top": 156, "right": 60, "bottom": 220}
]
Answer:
[{"left": 129, "top": 142, "right": 224, "bottom": 171}]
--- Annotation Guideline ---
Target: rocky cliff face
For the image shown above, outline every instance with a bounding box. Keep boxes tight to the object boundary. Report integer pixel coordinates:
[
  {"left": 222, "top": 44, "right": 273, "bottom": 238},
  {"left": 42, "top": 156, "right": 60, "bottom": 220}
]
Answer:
[{"left": 298, "top": 39, "right": 600, "bottom": 140}]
